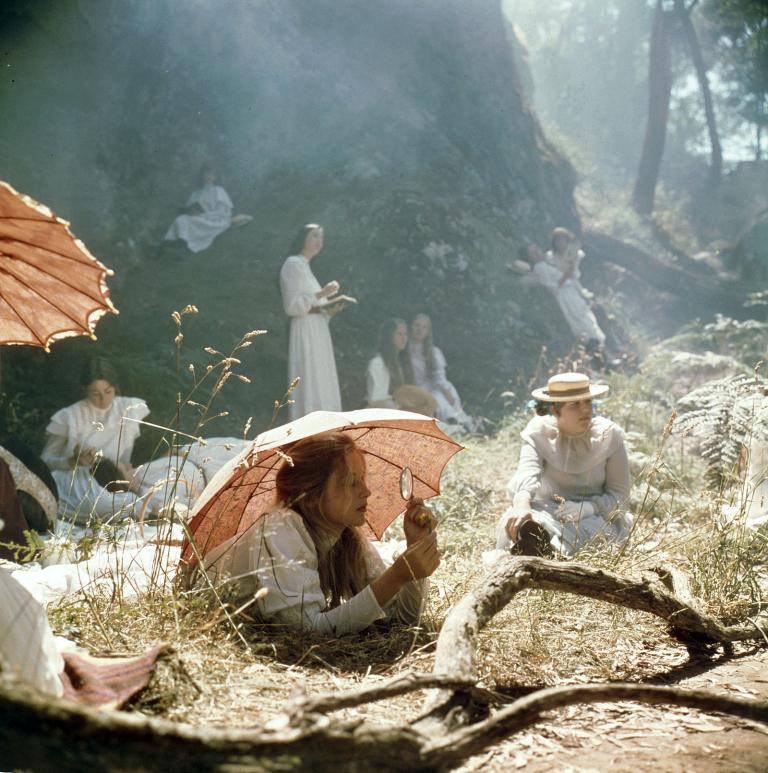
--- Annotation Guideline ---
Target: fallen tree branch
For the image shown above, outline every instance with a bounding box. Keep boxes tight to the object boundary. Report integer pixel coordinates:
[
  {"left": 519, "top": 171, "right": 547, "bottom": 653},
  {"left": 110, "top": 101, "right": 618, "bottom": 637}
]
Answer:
[
  {"left": 2, "top": 556, "right": 766, "bottom": 770},
  {"left": 286, "top": 671, "right": 498, "bottom": 723},
  {"left": 421, "top": 555, "right": 768, "bottom": 727},
  {"left": 425, "top": 682, "right": 768, "bottom": 767}
]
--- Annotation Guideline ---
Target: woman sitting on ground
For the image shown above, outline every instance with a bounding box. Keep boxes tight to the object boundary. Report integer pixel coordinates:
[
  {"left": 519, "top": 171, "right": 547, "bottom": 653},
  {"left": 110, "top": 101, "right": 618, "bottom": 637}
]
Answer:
[
  {"left": 42, "top": 357, "right": 151, "bottom": 526},
  {"left": 162, "top": 164, "right": 234, "bottom": 255},
  {"left": 366, "top": 318, "right": 436, "bottom": 416},
  {"left": 495, "top": 372, "right": 631, "bottom": 558},
  {"left": 202, "top": 432, "right": 440, "bottom": 636},
  {"left": 407, "top": 313, "right": 475, "bottom": 431},
  {"left": 542, "top": 229, "right": 606, "bottom": 351}
]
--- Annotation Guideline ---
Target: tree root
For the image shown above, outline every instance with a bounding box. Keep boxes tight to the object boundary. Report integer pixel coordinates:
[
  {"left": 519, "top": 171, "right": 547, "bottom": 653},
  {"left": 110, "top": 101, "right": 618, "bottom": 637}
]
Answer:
[{"left": 1, "top": 555, "right": 766, "bottom": 771}]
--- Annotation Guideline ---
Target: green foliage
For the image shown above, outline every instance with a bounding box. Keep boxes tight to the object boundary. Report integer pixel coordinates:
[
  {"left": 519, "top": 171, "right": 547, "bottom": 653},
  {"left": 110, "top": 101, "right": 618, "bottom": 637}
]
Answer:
[
  {"left": 702, "top": 0, "right": 768, "bottom": 153},
  {"left": 507, "top": 0, "right": 651, "bottom": 175},
  {"left": 659, "top": 314, "right": 768, "bottom": 368},
  {"left": 675, "top": 372, "right": 768, "bottom": 487}
]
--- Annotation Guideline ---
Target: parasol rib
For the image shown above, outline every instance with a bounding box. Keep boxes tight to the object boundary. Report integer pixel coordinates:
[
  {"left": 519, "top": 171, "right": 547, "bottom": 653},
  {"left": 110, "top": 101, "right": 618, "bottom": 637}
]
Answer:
[
  {"left": 0, "top": 272, "right": 99, "bottom": 333},
  {"left": 0, "top": 294, "right": 48, "bottom": 347},
  {"left": 0, "top": 243, "right": 112, "bottom": 305}
]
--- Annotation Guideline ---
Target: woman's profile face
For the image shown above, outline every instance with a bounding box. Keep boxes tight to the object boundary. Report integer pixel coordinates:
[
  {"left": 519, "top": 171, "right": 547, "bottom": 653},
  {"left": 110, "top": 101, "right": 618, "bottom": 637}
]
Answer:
[
  {"left": 410, "top": 316, "right": 430, "bottom": 344},
  {"left": 303, "top": 227, "right": 324, "bottom": 257},
  {"left": 86, "top": 379, "right": 116, "bottom": 410},
  {"left": 554, "top": 399, "right": 592, "bottom": 435},
  {"left": 392, "top": 323, "right": 408, "bottom": 352},
  {"left": 321, "top": 449, "right": 371, "bottom": 533}
]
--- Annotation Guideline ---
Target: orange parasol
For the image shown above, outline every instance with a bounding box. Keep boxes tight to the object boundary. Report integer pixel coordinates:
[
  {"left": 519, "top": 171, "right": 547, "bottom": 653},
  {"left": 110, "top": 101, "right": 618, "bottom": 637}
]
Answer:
[
  {"left": 0, "top": 180, "right": 116, "bottom": 349},
  {"left": 182, "top": 409, "right": 463, "bottom": 566}
]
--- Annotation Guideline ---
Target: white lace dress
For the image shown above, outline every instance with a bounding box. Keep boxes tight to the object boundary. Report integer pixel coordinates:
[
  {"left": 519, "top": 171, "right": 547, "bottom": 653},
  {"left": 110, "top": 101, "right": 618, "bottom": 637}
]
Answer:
[
  {"left": 42, "top": 397, "right": 150, "bottom": 525},
  {"left": 496, "top": 415, "right": 631, "bottom": 556},
  {"left": 280, "top": 255, "right": 342, "bottom": 419},
  {"left": 163, "top": 183, "right": 233, "bottom": 253},
  {"left": 407, "top": 342, "right": 471, "bottom": 426}
]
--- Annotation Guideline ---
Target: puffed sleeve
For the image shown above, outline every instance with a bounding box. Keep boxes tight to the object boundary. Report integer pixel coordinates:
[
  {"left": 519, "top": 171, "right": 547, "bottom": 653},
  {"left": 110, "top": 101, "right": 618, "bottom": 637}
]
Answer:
[
  {"left": 280, "top": 257, "right": 317, "bottom": 318},
  {"left": 366, "top": 357, "right": 396, "bottom": 408},
  {"left": 589, "top": 426, "right": 630, "bottom": 517},
  {"left": 41, "top": 433, "right": 71, "bottom": 472},
  {"left": 204, "top": 511, "right": 388, "bottom": 637},
  {"left": 506, "top": 421, "right": 544, "bottom": 510},
  {"left": 42, "top": 406, "right": 78, "bottom": 470}
]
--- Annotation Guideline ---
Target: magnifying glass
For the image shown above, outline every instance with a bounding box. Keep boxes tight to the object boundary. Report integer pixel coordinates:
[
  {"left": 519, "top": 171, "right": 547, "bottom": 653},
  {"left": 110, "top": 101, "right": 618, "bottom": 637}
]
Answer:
[
  {"left": 400, "top": 466, "right": 413, "bottom": 500},
  {"left": 400, "top": 467, "right": 434, "bottom": 529}
]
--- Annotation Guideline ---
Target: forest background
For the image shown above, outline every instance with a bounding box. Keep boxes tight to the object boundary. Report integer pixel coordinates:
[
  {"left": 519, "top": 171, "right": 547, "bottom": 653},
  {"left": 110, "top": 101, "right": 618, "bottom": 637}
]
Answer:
[{"left": 0, "top": 0, "right": 766, "bottom": 456}]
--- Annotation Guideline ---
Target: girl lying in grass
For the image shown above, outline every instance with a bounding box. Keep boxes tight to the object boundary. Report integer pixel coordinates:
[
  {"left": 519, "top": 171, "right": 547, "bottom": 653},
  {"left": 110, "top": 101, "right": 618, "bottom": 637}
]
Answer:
[{"left": 202, "top": 432, "right": 440, "bottom": 636}]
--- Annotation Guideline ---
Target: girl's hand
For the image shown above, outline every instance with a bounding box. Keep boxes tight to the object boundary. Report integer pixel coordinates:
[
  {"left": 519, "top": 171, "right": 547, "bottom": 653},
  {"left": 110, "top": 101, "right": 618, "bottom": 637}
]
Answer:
[
  {"left": 73, "top": 445, "right": 97, "bottom": 467},
  {"left": 505, "top": 508, "right": 532, "bottom": 540},
  {"left": 317, "top": 280, "right": 340, "bottom": 299},
  {"left": 396, "top": 531, "right": 440, "bottom": 580},
  {"left": 403, "top": 497, "right": 437, "bottom": 544}
]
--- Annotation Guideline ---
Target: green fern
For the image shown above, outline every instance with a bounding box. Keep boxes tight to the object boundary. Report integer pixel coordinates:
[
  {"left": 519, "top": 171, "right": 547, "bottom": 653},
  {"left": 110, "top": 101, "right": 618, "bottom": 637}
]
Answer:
[{"left": 675, "top": 373, "right": 768, "bottom": 488}]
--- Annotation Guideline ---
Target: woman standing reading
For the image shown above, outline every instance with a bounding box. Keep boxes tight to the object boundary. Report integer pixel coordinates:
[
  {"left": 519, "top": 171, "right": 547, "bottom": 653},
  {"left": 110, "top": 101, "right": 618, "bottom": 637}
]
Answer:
[{"left": 280, "top": 224, "right": 343, "bottom": 420}]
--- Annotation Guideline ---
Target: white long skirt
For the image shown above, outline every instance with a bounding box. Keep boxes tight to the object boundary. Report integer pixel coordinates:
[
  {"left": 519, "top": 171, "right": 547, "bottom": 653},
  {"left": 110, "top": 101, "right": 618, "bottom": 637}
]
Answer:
[
  {"left": 495, "top": 501, "right": 632, "bottom": 558},
  {"left": 556, "top": 282, "right": 606, "bottom": 344},
  {"left": 287, "top": 314, "right": 342, "bottom": 420}
]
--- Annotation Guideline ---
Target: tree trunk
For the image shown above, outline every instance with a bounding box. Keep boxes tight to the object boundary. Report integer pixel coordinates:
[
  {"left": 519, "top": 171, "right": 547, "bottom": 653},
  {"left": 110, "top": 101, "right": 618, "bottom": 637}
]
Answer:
[
  {"left": 675, "top": 0, "right": 722, "bottom": 185},
  {"left": 632, "top": 0, "right": 673, "bottom": 215}
]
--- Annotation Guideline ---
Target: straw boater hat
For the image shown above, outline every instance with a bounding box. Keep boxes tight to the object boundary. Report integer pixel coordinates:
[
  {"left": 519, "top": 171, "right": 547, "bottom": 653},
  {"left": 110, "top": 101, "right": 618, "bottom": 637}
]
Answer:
[{"left": 531, "top": 372, "right": 609, "bottom": 403}]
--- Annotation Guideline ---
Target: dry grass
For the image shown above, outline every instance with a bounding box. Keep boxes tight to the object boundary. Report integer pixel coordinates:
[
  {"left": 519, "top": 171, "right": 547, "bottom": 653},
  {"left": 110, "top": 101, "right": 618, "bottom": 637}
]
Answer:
[{"left": 44, "top": 379, "right": 767, "bottom": 744}]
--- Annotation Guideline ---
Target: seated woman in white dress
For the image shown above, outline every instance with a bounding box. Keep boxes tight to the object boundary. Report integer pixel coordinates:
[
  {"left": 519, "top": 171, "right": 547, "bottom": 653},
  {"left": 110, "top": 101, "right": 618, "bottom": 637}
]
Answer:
[
  {"left": 162, "top": 165, "right": 233, "bottom": 254},
  {"left": 495, "top": 372, "right": 631, "bottom": 558},
  {"left": 527, "top": 232, "right": 606, "bottom": 350},
  {"left": 42, "top": 358, "right": 151, "bottom": 526},
  {"left": 202, "top": 432, "right": 440, "bottom": 636},
  {"left": 407, "top": 314, "right": 474, "bottom": 431},
  {"left": 366, "top": 318, "right": 436, "bottom": 417}
]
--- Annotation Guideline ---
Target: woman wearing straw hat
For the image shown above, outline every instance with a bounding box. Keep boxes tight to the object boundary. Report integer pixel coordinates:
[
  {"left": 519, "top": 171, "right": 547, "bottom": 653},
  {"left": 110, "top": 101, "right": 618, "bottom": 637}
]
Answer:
[{"left": 496, "top": 372, "right": 631, "bottom": 558}]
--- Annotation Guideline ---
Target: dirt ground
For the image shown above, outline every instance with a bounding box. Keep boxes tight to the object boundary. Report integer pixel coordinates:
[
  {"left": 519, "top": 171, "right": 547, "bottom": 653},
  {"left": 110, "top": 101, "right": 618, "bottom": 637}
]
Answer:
[{"left": 459, "top": 649, "right": 768, "bottom": 772}]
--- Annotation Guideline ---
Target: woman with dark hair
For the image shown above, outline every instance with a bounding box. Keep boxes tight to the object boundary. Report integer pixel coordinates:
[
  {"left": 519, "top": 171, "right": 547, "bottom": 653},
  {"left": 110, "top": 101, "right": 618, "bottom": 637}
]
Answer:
[
  {"left": 495, "top": 372, "right": 631, "bottom": 558},
  {"left": 203, "top": 432, "right": 440, "bottom": 635},
  {"left": 407, "top": 314, "right": 474, "bottom": 430},
  {"left": 162, "top": 164, "right": 234, "bottom": 254},
  {"left": 366, "top": 319, "right": 436, "bottom": 416},
  {"left": 42, "top": 357, "right": 150, "bottom": 525},
  {"left": 280, "top": 224, "right": 343, "bottom": 420}
]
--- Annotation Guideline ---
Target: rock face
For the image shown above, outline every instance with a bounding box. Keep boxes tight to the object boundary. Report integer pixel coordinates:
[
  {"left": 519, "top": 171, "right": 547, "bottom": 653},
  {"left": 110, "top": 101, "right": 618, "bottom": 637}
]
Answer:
[{"left": 0, "top": 0, "right": 579, "bottom": 441}]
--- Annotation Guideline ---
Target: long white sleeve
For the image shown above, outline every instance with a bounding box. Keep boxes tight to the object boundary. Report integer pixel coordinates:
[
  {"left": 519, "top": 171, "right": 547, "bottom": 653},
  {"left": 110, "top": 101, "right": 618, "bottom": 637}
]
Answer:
[
  {"left": 506, "top": 435, "right": 541, "bottom": 509},
  {"left": 280, "top": 256, "right": 318, "bottom": 318},
  {"left": 41, "top": 433, "right": 72, "bottom": 472},
  {"left": 204, "top": 510, "right": 427, "bottom": 637},
  {"left": 588, "top": 437, "right": 630, "bottom": 516},
  {"left": 366, "top": 356, "right": 395, "bottom": 408},
  {"left": 431, "top": 347, "right": 452, "bottom": 392}
]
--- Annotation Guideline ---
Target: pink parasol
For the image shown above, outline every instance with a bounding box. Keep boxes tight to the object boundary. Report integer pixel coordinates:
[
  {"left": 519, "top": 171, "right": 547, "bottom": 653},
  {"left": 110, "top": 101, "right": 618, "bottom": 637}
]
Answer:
[
  {"left": 0, "top": 180, "right": 116, "bottom": 349},
  {"left": 181, "top": 409, "right": 463, "bottom": 565}
]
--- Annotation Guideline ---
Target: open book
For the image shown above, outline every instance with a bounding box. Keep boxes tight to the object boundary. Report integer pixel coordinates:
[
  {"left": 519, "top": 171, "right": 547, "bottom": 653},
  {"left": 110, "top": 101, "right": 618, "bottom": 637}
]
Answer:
[{"left": 324, "top": 294, "right": 358, "bottom": 308}]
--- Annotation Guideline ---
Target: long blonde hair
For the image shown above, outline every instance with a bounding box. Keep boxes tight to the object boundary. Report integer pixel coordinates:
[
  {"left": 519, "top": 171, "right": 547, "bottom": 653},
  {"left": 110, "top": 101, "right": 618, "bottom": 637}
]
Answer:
[{"left": 275, "top": 432, "right": 369, "bottom": 608}]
